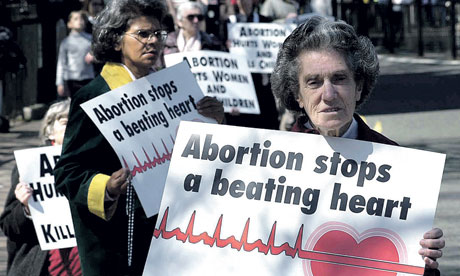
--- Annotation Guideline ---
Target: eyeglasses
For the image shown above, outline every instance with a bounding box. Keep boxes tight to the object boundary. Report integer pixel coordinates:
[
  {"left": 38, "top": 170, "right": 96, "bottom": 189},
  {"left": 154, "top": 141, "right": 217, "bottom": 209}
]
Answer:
[
  {"left": 186, "top": 14, "right": 205, "bottom": 21},
  {"left": 125, "top": 29, "right": 168, "bottom": 43}
]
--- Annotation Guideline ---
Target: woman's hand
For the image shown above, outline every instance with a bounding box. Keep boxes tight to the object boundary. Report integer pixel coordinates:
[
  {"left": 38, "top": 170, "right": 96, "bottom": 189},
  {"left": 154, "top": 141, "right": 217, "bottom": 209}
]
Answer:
[
  {"left": 197, "top": 96, "right": 225, "bottom": 124},
  {"left": 106, "top": 168, "right": 131, "bottom": 198},
  {"left": 15, "top": 181, "right": 32, "bottom": 215},
  {"left": 418, "top": 228, "right": 445, "bottom": 269}
]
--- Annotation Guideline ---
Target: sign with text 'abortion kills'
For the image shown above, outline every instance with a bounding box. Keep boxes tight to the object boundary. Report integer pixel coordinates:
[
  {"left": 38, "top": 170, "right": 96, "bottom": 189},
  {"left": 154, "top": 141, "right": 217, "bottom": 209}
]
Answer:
[
  {"left": 80, "top": 62, "right": 215, "bottom": 217},
  {"left": 164, "top": 50, "right": 260, "bottom": 114},
  {"left": 143, "top": 121, "right": 445, "bottom": 275},
  {"left": 227, "top": 23, "right": 296, "bottom": 73},
  {"left": 14, "top": 146, "right": 76, "bottom": 250}
]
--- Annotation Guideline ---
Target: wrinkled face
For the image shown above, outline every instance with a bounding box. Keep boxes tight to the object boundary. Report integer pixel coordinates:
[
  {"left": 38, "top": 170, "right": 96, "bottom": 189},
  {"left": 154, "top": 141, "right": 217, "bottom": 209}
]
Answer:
[
  {"left": 67, "top": 12, "right": 85, "bottom": 32},
  {"left": 178, "top": 8, "right": 203, "bottom": 36},
  {"left": 50, "top": 116, "right": 68, "bottom": 146},
  {"left": 116, "top": 16, "right": 164, "bottom": 78},
  {"left": 296, "top": 49, "right": 362, "bottom": 137}
]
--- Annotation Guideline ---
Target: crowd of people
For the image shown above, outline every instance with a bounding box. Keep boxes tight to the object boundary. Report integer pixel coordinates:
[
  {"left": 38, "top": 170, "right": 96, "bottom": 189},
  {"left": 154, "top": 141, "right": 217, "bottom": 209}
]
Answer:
[{"left": 1, "top": 0, "right": 447, "bottom": 275}]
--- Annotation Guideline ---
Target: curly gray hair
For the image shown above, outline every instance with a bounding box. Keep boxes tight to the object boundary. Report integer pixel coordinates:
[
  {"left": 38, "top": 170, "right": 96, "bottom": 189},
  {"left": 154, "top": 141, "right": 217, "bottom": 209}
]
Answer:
[
  {"left": 92, "top": 0, "right": 168, "bottom": 63},
  {"left": 271, "top": 16, "right": 379, "bottom": 113}
]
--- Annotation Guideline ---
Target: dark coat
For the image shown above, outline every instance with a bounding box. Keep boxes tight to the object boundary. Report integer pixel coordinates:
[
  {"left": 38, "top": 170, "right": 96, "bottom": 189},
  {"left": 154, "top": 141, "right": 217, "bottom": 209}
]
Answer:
[
  {"left": 0, "top": 165, "right": 49, "bottom": 276},
  {"left": 54, "top": 73, "right": 157, "bottom": 276},
  {"left": 291, "top": 114, "right": 440, "bottom": 276}
]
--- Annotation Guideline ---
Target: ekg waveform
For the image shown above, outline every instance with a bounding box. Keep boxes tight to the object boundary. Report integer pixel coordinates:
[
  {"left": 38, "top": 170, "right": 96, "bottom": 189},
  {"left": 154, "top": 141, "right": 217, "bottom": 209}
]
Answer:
[
  {"left": 122, "top": 135, "right": 175, "bottom": 177},
  {"left": 153, "top": 208, "right": 424, "bottom": 275}
]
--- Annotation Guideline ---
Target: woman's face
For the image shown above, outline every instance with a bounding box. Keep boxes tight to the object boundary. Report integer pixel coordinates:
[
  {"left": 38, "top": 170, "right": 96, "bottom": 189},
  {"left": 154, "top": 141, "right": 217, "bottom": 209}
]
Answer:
[
  {"left": 296, "top": 49, "right": 362, "bottom": 137},
  {"left": 178, "top": 8, "right": 203, "bottom": 36},
  {"left": 116, "top": 16, "right": 164, "bottom": 78},
  {"left": 50, "top": 116, "right": 68, "bottom": 146}
]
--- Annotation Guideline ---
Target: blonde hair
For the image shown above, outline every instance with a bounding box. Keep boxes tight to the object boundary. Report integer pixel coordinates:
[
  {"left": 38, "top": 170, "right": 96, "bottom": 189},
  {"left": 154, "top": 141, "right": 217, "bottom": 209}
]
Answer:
[{"left": 40, "top": 99, "right": 70, "bottom": 142}]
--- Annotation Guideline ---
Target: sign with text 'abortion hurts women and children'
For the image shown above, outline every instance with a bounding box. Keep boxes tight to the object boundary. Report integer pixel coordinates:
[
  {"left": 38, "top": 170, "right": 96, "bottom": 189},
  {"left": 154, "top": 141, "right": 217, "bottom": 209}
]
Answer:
[
  {"left": 80, "top": 62, "right": 216, "bottom": 217},
  {"left": 164, "top": 50, "right": 260, "bottom": 115},
  {"left": 227, "top": 23, "right": 296, "bottom": 73},
  {"left": 14, "top": 146, "right": 77, "bottom": 250},
  {"left": 143, "top": 121, "right": 445, "bottom": 276}
]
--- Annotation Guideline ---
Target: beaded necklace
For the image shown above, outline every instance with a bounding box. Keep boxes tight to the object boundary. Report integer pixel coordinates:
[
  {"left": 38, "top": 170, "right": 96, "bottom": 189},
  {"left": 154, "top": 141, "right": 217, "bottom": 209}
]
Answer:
[{"left": 126, "top": 179, "right": 135, "bottom": 267}]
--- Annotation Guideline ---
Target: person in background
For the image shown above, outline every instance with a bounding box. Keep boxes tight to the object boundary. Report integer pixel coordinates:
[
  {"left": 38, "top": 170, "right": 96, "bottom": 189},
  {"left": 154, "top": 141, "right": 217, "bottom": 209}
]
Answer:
[
  {"left": 0, "top": 99, "right": 82, "bottom": 276},
  {"left": 82, "top": 0, "right": 106, "bottom": 74},
  {"left": 82, "top": 0, "right": 105, "bottom": 33},
  {"left": 163, "top": 1, "right": 226, "bottom": 55},
  {"left": 260, "top": 0, "right": 311, "bottom": 22},
  {"left": 271, "top": 16, "right": 444, "bottom": 275},
  {"left": 53, "top": 0, "right": 224, "bottom": 275},
  {"left": 56, "top": 11, "right": 95, "bottom": 99},
  {"left": 225, "top": 0, "right": 280, "bottom": 130}
]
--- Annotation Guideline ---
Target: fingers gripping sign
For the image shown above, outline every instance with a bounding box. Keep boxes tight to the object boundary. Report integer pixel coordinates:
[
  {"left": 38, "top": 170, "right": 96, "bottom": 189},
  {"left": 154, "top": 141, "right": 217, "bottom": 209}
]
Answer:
[
  {"left": 418, "top": 228, "right": 445, "bottom": 269},
  {"left": 15, "top": 181, "right": 33, "bottom": 215},
  {"left": 106, "top": 168, "right": 131, "bottom": 198},
  {"left": 197, "top": 96, "right": 225, "bottom": 124}
]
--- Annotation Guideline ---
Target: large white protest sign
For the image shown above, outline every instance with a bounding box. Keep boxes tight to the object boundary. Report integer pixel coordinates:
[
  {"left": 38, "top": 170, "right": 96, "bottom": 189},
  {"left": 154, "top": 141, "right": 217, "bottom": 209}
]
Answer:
[
  {"left": 164, "top": 50, "right": 260, "bottom": 114},
  {"left": 144, "top": 121, "right": 445, "bottom": 275},
  {"left": 14, "top": 146, "right": 76, "bottom": 250},
  {"left": 227, "top": 23, "right": 296, "bottom": 73},
  {"left": 80, "top": 62, "right": 215, "bottom": 217}
]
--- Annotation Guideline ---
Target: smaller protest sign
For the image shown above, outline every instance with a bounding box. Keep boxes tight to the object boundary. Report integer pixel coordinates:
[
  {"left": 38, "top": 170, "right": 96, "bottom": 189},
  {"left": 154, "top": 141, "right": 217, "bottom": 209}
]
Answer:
[
  {"left": 227, "top": 22, "right": 296, "bottom": 73},
  {"left": 80, "top": 61, "right": 215, "bottom": 217},
  {"left": 14, "top": 146, "right": 76, "bottom": 250},
  {"left": 164, "top": 50, "right": 260, "bottom": 114}
]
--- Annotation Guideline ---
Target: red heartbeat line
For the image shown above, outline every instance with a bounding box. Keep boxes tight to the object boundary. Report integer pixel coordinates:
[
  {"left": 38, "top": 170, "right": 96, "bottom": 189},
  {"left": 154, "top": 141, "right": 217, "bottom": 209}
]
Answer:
[
  {"left": 122, "top": 135, "right": 175, "bottom": 177},
  {"left": 153, "top": 208, "right": 425, "bottom": 275}
]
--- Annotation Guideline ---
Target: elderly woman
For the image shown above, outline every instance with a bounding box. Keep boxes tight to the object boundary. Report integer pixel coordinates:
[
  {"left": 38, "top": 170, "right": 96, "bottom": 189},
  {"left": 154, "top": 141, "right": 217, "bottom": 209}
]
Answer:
[
  {"left": 0, "top": 99, "right": 82, "bottom": 276},
  {"left": 53, "top": 0, "right": 224, "bottom": 275},
  {"left": 271, "top": 16, "right": 444, "bottom": 275},
  {"left": 163, "top": 1, "right": 225, "bottom": 54}
]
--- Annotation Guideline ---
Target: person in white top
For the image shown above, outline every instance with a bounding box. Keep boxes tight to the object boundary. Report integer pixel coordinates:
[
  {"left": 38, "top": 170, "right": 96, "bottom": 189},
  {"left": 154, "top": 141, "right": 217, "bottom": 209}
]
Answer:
[{"left": 55, "top": 11, "right": 95, "bottom": 98}]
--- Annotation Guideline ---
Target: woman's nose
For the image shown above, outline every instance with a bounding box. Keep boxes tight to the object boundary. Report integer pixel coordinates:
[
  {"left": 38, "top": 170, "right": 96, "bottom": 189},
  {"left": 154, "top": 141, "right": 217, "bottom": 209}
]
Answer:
[{"left": 321, "top": 80, "right": 336, "bottom": 101}]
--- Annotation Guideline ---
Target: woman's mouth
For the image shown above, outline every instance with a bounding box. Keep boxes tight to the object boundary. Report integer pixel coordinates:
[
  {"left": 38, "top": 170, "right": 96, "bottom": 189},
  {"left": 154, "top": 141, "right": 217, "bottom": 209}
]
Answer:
[{"left": 322, "top": 107, "right": 341, "bottom": 113}]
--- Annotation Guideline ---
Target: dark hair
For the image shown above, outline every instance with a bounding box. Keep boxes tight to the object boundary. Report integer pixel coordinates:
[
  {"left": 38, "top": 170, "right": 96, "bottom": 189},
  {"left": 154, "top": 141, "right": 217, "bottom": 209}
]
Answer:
[
  {"left": 92, "top": 0, "right": 168, "bottom": 63},
  {"left": 271, "top": 16, "right": 379, "bottom": 113}
]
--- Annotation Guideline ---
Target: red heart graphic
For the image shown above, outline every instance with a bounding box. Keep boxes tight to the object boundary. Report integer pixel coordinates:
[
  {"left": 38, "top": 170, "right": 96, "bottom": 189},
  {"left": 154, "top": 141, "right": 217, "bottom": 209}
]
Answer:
[{"left": 310, "top": 230, "right": 399, "bottom": 276}]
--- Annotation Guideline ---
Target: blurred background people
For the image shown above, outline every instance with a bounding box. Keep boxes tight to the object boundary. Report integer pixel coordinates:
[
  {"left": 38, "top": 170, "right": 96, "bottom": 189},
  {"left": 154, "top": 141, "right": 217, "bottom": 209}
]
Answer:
[
  {"left": 260, "top": 0, "right": 311, "bottom": 22},
  {"left": 225, "top": 0, "right": 280, "bottom": 130},
  {"left": 0, "top": 99, "right": 82, "bottom": 276},
  {"left": 55, "top": 11, "right": 95, "bottom": 99},
  {"left": 82, "top": 0, "right": 106, "bottom": 34},
  {"left": 163, "top": 1, "right": 226, "bottom": 55}
]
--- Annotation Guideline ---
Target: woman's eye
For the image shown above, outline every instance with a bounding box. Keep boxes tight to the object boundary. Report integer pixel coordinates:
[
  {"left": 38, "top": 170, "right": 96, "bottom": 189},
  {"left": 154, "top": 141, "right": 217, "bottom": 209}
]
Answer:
[
  {"left": 333, "top": 75, "right": 348, "bottom": 83},
  {"left": 307, "top": 80, "right": 320, "bottom": 87},
  {"left": 137, "top": 31, "right": 150, "bottom": 38}
]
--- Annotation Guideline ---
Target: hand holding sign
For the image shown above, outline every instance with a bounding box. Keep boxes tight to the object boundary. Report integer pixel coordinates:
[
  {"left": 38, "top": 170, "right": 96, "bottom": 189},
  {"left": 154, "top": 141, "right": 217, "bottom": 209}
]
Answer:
[
  {"left": 15, "top": 181, "right": 33, "bottom": 214},
  {"left": 106, "top": 167, "right": 131, "bottom": 198},
  {"left": 419, "top": 228, "right": 445, "bottom": 269},
  {"left": 196, "top": 96, "right": 225, "bottom": 123}
]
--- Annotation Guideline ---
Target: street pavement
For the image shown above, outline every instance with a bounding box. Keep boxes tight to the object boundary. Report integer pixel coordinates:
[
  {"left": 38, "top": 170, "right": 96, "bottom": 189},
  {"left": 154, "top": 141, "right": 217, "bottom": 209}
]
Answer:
[{"left": 0, "top": 54, "right": 459, "bottom": 275}]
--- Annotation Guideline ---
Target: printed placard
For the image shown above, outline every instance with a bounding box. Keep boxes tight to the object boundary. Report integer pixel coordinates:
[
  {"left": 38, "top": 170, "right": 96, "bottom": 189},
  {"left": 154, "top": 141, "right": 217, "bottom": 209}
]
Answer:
[
  {"left": 164, "top": 50, "right": 260, "bottom": 114},
  {"left": 227, "top": 23, "right": 296, "bottom": 73},
  {"left": 143, "top": 121, "right": 445, "bottom": 275},
  {"left": 80, "top": 62, "right": 215, "bottom": 217},
  {"left": 14, "top": 146, "right": 77, "bottom": 250}
]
